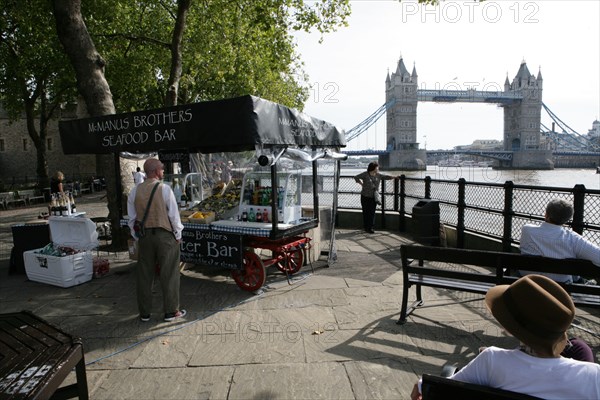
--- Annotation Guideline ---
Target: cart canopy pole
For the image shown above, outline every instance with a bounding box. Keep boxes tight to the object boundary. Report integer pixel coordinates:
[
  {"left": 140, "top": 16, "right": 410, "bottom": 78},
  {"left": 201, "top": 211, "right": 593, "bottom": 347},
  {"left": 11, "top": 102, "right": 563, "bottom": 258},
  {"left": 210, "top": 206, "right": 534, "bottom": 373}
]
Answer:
[
  {"left": 270, "top": 163, "right": 279, "bottom": 238},
  {"left": 312, "top": 159, "right": 319, "bottom": 224}
]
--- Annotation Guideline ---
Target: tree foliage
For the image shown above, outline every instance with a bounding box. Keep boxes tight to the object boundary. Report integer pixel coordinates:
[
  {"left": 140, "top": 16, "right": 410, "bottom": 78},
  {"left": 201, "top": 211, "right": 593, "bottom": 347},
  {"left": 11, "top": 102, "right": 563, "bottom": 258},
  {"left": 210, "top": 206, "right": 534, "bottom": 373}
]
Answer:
[
  {"left": 0, "top": 0, "right": 78, "bottom": 185},
  {"left": 78, "top": 0, "right": 350, "bottom": 112}
]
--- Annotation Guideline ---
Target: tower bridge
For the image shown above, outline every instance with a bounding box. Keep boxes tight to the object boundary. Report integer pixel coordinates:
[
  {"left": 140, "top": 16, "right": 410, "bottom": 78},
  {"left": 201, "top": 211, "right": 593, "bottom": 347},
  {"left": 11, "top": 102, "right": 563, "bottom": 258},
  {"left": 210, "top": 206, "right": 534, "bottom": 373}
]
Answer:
[{"left": 344, "top": 56, "right": 600, "bottom": 170}]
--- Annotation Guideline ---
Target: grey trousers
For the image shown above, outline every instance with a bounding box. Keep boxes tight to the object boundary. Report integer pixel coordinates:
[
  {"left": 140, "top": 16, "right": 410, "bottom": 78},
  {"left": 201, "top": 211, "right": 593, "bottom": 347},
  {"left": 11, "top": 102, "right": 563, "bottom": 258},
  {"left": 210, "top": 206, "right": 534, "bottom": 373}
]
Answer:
[{"left": 136, "top": 229, "right": 181, "bottom": 315}]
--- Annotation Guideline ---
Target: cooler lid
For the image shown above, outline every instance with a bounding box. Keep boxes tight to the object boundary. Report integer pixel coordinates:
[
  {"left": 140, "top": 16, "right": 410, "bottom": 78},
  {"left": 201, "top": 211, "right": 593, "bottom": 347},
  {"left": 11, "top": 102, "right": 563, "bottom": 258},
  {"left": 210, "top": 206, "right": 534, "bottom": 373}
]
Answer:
[{"left": 48, "top": 216, "right": 99, "bottom": 251}]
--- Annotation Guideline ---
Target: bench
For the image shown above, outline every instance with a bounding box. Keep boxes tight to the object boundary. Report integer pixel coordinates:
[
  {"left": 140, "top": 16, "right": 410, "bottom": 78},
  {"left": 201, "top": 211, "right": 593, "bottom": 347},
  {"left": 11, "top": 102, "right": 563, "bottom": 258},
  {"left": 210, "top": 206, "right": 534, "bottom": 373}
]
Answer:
[
  {"left": 79, "top": 183, "right": 91, "bottom": 195},
  {"left": 19, "top": 189, "right": 46, "bottom": 205},
  {"left": 398, "top": 244, "right": 600, "bottom": 324},
  {"left": 0, "top": 310, "right": 89, "bottom": 399},
  {"left": 0, "top": 191, "right": 27, "bottom": 208},
  {"left": 421, "top": 374, "right": 541, "bottom": 399}
]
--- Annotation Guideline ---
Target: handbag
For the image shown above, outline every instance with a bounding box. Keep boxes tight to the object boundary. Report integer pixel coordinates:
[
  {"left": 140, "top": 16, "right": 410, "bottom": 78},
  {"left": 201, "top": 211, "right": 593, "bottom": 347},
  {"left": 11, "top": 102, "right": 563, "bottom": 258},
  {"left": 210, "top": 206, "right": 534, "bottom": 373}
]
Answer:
[
  {"left": 370, "top": 175, "right": 382, "bottom": 205},
  {"left": 374, "top": 190, "right": 382, "bottom": 205},
  {"left": 133, "top": 182, "right": 160, "bottom": 238}
]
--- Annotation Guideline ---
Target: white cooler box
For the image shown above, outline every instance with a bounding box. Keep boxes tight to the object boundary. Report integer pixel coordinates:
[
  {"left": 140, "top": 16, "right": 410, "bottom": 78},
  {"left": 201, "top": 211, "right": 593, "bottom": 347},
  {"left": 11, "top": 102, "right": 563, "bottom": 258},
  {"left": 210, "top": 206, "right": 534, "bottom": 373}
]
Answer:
[{"left": 24, "top": 216, "right": 99, "bottom": 288}]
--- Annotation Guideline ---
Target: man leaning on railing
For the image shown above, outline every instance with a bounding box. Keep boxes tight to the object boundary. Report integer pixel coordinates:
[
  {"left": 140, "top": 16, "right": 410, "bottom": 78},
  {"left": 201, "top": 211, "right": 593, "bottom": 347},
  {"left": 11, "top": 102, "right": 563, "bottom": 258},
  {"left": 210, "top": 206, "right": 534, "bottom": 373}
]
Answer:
[{"left": 519, "top": 198, "right": 600, "bottom": 284}]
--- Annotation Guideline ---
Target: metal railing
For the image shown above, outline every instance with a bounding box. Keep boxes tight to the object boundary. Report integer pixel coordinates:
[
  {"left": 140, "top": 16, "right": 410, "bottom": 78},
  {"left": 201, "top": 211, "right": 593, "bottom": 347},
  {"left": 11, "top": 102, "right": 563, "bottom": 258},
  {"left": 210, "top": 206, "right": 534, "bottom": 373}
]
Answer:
[{"left": 333, "top": 175, "right": 600, "bottom": 251}]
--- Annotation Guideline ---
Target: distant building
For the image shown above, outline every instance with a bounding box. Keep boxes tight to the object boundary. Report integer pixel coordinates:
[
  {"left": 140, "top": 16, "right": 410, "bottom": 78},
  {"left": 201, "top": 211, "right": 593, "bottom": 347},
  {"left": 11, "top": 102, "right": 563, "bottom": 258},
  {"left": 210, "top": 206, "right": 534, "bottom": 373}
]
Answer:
[
  {"left": 0, "top": 104, "right": 96, "bottom": 184},
  {"left": 454, "top": 139, "right": 503, "bottom": 151}
]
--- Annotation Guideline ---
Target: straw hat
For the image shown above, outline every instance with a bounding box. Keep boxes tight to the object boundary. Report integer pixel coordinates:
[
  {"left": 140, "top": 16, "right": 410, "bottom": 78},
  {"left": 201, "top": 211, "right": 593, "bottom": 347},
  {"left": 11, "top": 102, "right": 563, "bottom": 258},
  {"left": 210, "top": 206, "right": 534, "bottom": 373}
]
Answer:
[{"left": 485, "top": 275, "right": 575, "bottom": 354}]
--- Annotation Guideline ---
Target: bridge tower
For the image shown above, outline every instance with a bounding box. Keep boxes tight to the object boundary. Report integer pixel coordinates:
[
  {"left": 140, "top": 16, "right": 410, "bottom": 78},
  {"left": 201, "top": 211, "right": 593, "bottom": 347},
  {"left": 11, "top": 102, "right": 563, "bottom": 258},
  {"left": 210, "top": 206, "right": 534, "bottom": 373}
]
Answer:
[
  {"left": 383, "top": 56, "right": 426, "bottom": 170},
  {"left": 503, "top": 61, "right": 553, "bottom": 169}
]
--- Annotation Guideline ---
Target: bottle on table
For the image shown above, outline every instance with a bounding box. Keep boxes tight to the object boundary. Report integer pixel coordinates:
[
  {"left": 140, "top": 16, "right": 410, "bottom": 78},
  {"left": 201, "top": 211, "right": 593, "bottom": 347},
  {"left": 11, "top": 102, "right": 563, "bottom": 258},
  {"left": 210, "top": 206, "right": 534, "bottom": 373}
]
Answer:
[{"left": 70, "top": 192, "right": 77, "bottom": 214}]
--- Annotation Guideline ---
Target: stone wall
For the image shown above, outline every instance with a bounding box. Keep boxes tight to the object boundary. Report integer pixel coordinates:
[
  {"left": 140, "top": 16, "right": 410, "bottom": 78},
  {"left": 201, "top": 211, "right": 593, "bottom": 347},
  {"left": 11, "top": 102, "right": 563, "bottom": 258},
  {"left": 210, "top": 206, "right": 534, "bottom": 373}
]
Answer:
[{"left": 0, "top": 115, "right": 97, "bottom": 184}]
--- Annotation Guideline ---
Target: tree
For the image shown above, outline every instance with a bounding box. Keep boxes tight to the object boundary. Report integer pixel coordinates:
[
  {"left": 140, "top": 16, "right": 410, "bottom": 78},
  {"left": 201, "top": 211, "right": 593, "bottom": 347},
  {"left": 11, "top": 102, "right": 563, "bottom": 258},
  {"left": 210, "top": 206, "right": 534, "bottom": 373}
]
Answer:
[
  {"left": 0, "top": 0, "right": 78, "bottom": 188},
  {"left": 51, "top": 0, "right": 351, "bottom": 246},
  {"left": 52, "top": 0, "right": 122, "bottom": 243}
]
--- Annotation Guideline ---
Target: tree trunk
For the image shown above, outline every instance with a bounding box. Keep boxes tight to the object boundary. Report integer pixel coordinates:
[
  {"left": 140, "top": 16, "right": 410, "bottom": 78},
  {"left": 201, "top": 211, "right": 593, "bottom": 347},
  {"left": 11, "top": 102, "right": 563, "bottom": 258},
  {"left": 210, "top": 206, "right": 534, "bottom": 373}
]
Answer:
[
  {"left": 165, "top": 0, "right": 191, "bottom": 108},
  {"left": 52, "top": 0, "right": 126, "bottom": 249}
]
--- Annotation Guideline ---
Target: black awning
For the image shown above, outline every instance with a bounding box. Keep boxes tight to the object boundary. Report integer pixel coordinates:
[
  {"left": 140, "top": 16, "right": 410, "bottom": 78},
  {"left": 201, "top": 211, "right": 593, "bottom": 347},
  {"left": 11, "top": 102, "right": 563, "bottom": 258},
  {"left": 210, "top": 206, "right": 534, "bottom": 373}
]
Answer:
[{"left": 58, "top": 95, "right": 345, "bottom": 154}]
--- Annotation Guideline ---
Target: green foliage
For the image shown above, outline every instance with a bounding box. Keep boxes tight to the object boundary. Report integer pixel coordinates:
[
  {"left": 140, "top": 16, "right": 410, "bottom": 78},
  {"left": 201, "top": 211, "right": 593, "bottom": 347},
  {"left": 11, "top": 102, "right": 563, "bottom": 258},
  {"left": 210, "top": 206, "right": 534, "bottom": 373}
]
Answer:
[
  {"left": 78, "top": 0, "right": 350, "bottom": 112},
  {"left": 0, "top": 0, "right": 77, "bottom": 119}
]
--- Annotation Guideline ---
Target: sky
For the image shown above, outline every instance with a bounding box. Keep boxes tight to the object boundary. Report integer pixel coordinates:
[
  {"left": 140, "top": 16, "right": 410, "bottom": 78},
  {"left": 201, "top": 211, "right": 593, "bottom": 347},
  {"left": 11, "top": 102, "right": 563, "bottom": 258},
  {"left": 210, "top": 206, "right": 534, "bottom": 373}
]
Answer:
[{"left": 294, "top": 0, "right": 600, "bottom": 151}]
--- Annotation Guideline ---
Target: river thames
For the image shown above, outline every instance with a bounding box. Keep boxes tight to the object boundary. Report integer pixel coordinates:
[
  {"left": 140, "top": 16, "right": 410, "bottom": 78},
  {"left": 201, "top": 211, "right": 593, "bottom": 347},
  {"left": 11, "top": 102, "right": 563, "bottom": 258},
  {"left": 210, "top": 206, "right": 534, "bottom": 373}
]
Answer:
[{"left": 342, "top": 166, "right": 600, "bottom": 190}]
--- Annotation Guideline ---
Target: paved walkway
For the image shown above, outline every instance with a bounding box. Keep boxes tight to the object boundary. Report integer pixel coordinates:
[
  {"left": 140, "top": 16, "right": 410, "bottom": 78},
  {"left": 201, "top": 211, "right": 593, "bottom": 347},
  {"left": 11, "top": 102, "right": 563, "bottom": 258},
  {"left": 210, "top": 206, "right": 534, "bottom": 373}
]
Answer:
[{"left": 1, "top": 194, "right": 599, "bottom": 399}]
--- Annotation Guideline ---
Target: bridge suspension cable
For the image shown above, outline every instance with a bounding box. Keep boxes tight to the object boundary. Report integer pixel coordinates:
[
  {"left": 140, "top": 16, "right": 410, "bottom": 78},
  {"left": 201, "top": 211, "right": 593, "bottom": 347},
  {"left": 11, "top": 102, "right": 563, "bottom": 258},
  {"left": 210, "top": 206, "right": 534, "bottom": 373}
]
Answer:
[
  {"left": 541, "top": 102, "right": 599, "bottom": 151},
  {"left": 345, "top": 99, "right": 395, "bottom": 142}
]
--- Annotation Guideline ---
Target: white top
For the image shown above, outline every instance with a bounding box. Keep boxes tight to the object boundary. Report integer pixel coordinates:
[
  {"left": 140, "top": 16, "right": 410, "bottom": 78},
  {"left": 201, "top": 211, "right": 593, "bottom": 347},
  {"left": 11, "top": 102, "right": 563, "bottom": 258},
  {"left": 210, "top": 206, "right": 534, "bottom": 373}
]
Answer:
[
  {"left": 450, "top": 346, "right": 600, "bottom": 399},
  {"left": 520, "top": 222, "right": 600, "bottom": 282},
  {"left": 133, "top": 171, "right": 146, "bottom": 185},
  {"left": 126, "top": 183, "right": 183, "bottom": 240}
]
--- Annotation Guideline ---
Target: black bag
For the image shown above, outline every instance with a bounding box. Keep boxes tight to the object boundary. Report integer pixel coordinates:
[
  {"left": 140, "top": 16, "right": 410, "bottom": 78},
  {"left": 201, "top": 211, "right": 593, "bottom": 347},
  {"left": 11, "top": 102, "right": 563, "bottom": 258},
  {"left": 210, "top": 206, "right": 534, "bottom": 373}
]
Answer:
[
  {"left": 133, "top": 220, "right": 145, "bottom": 238},
  {"left": 134, "top": 182, "right": 160, "bottom": 239}
]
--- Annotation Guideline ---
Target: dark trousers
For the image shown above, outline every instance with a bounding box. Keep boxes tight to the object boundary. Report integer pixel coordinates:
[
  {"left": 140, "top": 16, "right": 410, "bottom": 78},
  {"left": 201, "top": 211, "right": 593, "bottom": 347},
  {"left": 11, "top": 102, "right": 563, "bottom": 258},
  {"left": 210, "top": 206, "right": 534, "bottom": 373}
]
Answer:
[
  {"left": 136, "top": 228, "right": 181, "bottom": 316},
  {"left": 360, "top": 195, "right": 376, "bottom": 231}
]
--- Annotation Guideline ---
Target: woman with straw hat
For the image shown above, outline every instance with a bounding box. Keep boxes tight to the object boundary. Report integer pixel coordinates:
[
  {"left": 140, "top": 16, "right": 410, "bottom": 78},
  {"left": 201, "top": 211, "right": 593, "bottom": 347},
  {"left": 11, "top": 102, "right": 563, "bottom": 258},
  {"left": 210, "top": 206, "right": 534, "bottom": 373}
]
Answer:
[{"left": 411, "top": 275, "right": 600, "bottom": 399}]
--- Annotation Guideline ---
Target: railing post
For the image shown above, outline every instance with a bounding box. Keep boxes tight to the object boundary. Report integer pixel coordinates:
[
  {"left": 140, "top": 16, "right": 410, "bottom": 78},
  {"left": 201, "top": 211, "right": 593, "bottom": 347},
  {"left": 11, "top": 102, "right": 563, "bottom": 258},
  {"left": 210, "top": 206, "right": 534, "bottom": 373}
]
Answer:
[
  {"left": 393, "top": 177, "right": 399, "bottom": 212},
  {"left": 399, "top": 175, "right": 406, "bottom": 232},
  {"left": 380, "top": 180, "right": 386, "bottom": 229},
  {"left": 424, "top": 176, "right": 431, "bottom": 199},
  {"left": 457, "top": 178, "right": 466, "bottom": 248},
  {"left": 502, "top": 181, "right": 514, "bottom": 252},
  {"left": 572, "top": 184, "right": 586, "bottom": 235}
]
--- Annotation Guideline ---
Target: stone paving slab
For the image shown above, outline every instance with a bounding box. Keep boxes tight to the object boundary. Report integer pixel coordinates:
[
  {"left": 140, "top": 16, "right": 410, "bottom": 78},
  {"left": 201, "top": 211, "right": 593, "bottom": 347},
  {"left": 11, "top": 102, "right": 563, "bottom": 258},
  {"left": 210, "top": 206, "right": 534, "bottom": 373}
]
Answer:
[
  {"left": 2, "top": 195, "right": 599, "bottom": 400},
  {"left": 91, "top": 367, "right": 234, "bottom": 400},
  {"left": 228, "top": 363, "right": 355, "bottom": 400}
]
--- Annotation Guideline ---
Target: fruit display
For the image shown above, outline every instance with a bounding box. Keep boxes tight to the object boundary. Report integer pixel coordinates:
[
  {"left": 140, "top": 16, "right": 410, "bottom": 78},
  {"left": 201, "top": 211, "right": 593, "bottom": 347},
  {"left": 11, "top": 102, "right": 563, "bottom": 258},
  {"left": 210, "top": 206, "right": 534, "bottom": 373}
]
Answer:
[{"left": 185, "top": 179, "right": 242, "bottom": 220}]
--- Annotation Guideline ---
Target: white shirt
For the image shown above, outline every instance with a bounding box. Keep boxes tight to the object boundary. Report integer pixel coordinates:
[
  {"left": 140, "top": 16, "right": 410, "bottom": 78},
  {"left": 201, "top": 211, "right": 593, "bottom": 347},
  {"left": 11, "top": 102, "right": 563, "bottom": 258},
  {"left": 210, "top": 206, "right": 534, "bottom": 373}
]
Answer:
[
  {"left": 520, "top": 222, "right": 600, "bottom": 282},
  {"left": 127, "top": 182, "right": 183, "bottom": 240},
  {"left": 133, "top": 171, "right": 146, "bottom": 185},
  {"left": 450, "top": 346, "right": 600, "bottom": 399}
]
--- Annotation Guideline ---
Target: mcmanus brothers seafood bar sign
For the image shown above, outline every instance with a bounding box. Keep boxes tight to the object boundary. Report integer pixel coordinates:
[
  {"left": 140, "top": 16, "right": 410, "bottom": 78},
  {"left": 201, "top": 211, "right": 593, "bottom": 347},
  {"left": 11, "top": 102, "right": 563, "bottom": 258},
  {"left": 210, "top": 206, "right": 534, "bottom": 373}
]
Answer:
[{"left": 59, "top": 95, "right": 345, "bottom": 155}]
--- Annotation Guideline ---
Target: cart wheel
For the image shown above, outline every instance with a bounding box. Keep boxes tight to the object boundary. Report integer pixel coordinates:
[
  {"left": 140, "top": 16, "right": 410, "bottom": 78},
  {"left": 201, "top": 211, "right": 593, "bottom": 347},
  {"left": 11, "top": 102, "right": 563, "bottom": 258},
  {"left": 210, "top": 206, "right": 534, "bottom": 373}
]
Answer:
[
  {"left": 231, "top": 251, "right": 266, "bottom": 291},
  {"left": 275, "top": 248, "right": 304, "bottom": 275}
]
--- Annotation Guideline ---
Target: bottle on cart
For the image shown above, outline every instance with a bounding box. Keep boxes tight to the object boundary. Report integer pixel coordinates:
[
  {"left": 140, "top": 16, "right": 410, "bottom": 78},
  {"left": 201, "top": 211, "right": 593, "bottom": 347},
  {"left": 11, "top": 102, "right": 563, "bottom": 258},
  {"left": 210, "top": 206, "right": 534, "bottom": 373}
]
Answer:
[
  {"left": 256, "top": 210, "right": 262, "bottom": 222},
  {"left": 248, "top": 207, "right": 255, "bottom": 222},
  {"left": 241, "top": 210, "right": 248, "bottom": 222},
  {"left": 262, "top": 209, "right": 269, "bottom": 223},
  {"left": 180, "top": 193, "right": 187, "bottom": 208}
]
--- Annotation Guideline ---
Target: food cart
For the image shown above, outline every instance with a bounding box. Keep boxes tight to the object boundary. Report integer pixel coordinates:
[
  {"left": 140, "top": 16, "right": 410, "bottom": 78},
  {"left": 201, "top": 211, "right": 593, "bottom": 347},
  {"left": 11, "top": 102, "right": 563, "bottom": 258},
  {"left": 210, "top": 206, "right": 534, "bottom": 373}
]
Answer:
[{"left": 58, "top": 95, "right": 346, "bottom": 291}]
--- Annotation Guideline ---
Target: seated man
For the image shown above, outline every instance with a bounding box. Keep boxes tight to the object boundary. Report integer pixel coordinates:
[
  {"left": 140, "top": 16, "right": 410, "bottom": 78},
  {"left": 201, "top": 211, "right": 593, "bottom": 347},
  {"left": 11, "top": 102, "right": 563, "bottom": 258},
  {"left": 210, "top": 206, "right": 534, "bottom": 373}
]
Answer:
[
  {"left": 520, "top": 198, "right": 600, "bottom": 283},
  {"left": 410, "top": 275, "right": 600, "bottom": 400}
]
